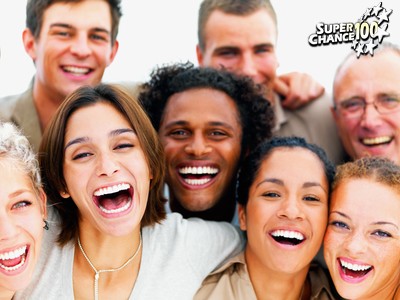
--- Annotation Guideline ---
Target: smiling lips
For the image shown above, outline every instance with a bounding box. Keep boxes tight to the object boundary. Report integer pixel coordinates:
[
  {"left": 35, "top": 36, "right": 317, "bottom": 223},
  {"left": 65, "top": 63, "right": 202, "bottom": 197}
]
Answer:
[
  {"left": 178, "top": 166, "right": 219, "bottom": 186},
  {"left": 0, "top": 245, "right": 28, "bottom": 272},
  {"left": 361, "top": 136, "right": 393, "bottom": 147},
  {"left": 62, "top": 65, "right": 92, "bottom": 76},
  {"left": 93, "top": 183, "right": 132, "bottom": 214},
  {"left": 338, "top": 258, "right": 373, "bottom": 283},
  {"left": 270, "top": 230, "right": 305, "bottom": 246}
]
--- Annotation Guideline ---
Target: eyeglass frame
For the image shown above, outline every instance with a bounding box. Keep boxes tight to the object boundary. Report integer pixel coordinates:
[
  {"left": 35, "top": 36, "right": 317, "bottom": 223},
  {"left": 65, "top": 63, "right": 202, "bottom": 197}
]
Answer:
[{"left": 334, "top": 94, "right": 400, "bottom": 119}]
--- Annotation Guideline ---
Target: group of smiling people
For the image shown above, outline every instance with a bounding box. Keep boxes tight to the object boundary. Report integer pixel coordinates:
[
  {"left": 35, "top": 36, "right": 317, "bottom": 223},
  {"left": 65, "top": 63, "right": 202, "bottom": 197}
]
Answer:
[{"left": 1, "top": 67, "right": 399, "bottom": 300}]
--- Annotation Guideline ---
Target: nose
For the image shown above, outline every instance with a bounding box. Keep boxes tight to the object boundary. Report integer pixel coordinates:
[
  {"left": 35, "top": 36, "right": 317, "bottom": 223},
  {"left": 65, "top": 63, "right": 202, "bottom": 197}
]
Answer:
[
  {"left": 96, "top": 152, "right": 120, "bottom": 177},
  {"left": 70, "top": 34, "right": 92, "bottom": 58},
  {"left": 359, "top": 102, "right": 383, "bottom": 129},
  {"left": 184, "top": 133, "right": 212, "bottom": 157},
  {"left": 343, "top": 230, "right": 367, "bottom": 255},
  {"left": 277, "top": 197, "right": 305, "bottom": 220},
  {"left": 239, "top": 53, "right": 258, "bottom": 79},
  {"left": 0, "top": 213, "right": 18, "bottom": 242}
]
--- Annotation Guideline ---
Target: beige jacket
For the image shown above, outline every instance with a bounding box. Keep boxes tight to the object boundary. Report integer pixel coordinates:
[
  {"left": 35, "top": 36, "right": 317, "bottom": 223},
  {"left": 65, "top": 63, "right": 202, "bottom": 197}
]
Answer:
[{"left": 195, "top": 252, "right": 338, "bottom": 300}]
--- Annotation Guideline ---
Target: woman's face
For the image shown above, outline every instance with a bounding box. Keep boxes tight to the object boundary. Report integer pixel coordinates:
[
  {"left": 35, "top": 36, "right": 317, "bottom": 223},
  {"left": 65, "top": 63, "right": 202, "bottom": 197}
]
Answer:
[
  {"left": 62, "top": 102, "right": 152, "bottom": 236},
  {"left": 239, "top": 148, "right": 329, "bottom": 275},
  {"left": 0, "top": 160, "right": 46, "bottom": 293},
  {"left": 324, "top": 178, "right": 400, "bottom": 300}
]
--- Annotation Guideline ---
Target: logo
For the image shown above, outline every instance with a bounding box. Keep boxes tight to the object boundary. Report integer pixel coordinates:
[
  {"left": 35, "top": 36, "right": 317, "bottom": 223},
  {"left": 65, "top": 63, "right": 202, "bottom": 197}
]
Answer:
[{"left": 308, "top": 2, "right": 392, "bottom": 57}]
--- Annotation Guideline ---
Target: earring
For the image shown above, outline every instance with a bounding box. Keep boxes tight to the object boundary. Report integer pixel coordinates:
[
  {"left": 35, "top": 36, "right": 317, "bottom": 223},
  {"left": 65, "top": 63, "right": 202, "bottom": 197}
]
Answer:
[{"left": 43, "top": 219, "right": 49, "bottom": 230}]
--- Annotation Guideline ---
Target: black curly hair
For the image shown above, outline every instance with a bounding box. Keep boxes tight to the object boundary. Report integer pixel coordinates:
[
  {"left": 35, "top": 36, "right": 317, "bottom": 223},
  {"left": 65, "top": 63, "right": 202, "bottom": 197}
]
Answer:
[{"left": 139, "top": 62, "right": 275, "bottom": 156}]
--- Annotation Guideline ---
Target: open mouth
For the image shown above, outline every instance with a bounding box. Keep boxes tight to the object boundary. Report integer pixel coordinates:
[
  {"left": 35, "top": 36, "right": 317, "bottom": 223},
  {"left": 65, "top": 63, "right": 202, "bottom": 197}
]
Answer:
[
  {"left": 62, "top": 65, "right": 93, "bottom": 76},
  {"left": 93, "top": 183, "right": 133, "bottom": 214},
  {"left": 0, "top": 245, "right": 28, "bottom": 272},
  {"left": 270, "top": 230, "right": 305, "bottom": 246},
  {"left": 178, "top": 166, "right": 219, "bottom": 186},
  {"left": 361, "top": 136, "right": 393, "bottom": 147},
  {"left": 339, "top": 258, "right": 373, "bottom": 278}
]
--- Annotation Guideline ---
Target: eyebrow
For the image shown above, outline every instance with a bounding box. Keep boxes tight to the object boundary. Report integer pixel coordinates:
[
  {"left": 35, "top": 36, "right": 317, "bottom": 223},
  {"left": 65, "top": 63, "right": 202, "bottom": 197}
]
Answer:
[
  {"left": 162, "top": 120, "right": 236, "bottom": 131},
  {"left": 256, "top": 178, "right": 326, "bottom": 192},
  {"left": 50, "top": 23, "right": 110, "bottom": 35},
  {"left": 64, "top": 128, "right": 135, "bottom": 151},
  {"left": 9, "top": 189, "right": 35, "bottom": 199}
]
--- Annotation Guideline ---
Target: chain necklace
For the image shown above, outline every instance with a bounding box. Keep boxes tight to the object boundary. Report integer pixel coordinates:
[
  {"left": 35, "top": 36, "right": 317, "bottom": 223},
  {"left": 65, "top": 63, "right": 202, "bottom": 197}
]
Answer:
[{"left": 77, "top": 233, "right": 142, "bottom": 300}]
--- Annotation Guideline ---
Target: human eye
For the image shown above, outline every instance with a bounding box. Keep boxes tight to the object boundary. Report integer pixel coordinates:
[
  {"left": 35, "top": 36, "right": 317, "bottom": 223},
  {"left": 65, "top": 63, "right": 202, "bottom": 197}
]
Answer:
[
  {"left": 169, "top": 129, "right": 190, "bottom": 139},
  {"left": 329, "top": 220, "right": 349, "bottom": 230},
  {"left": 262, "top": 191, "right": 281, "bottom": 199},
  {"left": 12, "top": 200, "right": 32, "bottom": 210},
  {"left": 72, "top": 152, "right": 92, "bottom": 160},
  {"left": 254, "top": 45, "right": 273, "bottom": 54},
  {"left": 340, "top": 98, "right": 364, "bottom": 112},
  {"left": 303, "top": 195, "right": 320, "bottom": 202},
  {"left": 379, "top": 95, "right": 400, "bottom": 110},
  {"left": 372, "top": 229, "right": 392, "bottom": 238},
  {"left": 114, "top": 143, "right": 134, "bottom": 150},
  {"left": 209, "top": 130, "right": 228, "bottom": 140},
  {"left": 90, "top": 32, "right": 109, "bottom": 42},
  {"left": 216, "top": 48, "right": 238, "bottom": 58}
]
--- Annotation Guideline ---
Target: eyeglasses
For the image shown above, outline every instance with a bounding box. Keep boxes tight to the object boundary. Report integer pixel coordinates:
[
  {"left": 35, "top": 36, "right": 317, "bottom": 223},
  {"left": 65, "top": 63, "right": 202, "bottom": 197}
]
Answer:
[{"left": 335, "top": 95, "right": 400, "bottom": 119}]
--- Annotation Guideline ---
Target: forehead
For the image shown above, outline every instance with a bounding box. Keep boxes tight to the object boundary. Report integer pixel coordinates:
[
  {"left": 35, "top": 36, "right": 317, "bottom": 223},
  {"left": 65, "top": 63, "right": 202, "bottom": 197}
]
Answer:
[
  {"left": 331, "top": 178, "right": 400, "bottom": 222},
  {"left": 41, "top": 0, "right": 112, "bottom": 31},
  {"left": 256, "top": 148, "right": 326, "bottom": 183},
  {"left": 334, "top": 50, "right": 400, "bottom": 99},
  {"left": 161, "top": 88, "right": 241, "bottom": 126},
  {"left": 204, "top": 8, "right": 277, "bottom": 47}
]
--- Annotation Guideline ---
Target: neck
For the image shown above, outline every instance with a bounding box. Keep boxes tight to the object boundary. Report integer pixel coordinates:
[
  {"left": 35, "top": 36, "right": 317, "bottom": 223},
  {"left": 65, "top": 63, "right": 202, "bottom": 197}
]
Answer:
[
  {"left": 32, "top": 78, "right": 66, "bottom": 132},
  {"left": 170, "top": 187, "right": 236, "bottom": 222},
  {"left": 245, "top": 249, "right": 309, "bottom": 300},
  {"left": 0, "top": 288, "right": 14, "bottom": 300}
]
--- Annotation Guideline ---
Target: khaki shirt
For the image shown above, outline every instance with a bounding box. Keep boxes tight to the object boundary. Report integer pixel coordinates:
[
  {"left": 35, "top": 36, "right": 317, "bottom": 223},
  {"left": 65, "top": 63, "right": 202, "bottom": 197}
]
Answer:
[{"left": 195, "top": 252, "right": 338, "bottom": 300}]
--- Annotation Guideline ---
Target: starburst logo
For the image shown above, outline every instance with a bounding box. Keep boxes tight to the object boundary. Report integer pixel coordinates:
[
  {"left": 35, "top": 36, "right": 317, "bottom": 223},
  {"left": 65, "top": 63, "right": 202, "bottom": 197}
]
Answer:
[{"left": 308, "top": 2, "right": 392, "bottom": 58}]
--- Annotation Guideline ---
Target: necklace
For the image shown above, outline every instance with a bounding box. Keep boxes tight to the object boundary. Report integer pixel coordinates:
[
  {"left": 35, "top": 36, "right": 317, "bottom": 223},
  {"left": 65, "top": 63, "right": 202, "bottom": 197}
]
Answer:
[{"left": 77, "top": 233, "right": 142, "bottom": 300}]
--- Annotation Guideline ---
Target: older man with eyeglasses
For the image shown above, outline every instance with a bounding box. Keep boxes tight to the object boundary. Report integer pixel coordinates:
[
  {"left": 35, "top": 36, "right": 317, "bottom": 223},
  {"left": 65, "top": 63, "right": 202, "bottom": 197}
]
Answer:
[{"left": 332, "top": 42, "right": 400, "bottom": 164}]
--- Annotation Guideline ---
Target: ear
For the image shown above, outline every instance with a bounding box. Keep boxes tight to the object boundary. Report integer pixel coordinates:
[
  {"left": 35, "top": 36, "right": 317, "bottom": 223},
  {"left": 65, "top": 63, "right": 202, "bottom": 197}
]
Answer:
[
  {"left": 196, "top": 44, "right": 204, "bottom": 66},
  {"left": 107, "top": 39, "right": 119, "bottom": 66},
  {"left": 38, "top": 188, "right": 48, "bottom": 219},
  {"left": 238, "top": 204, "right": 247, "bottom": 231},
  {"left": 22, "top": 28, "right": 37, "bottom": 61}
]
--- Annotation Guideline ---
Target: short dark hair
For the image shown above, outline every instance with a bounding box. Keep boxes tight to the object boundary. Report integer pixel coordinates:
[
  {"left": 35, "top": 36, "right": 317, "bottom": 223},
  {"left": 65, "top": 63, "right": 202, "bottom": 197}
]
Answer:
[
  {"left": 139, "top": 62, "right": 275, "bottom": 156},
  {"left": 26, "top": 0, "right": 122, "bottom": 44},
  {"left": 237, "top": 136, "right": 336, "bottom": 206},
  {"left": 39, "top": 84, "right": 166, "bottom": 246},
  {"left": 198, "top": 0, "right": 277, "bottom": 51}
]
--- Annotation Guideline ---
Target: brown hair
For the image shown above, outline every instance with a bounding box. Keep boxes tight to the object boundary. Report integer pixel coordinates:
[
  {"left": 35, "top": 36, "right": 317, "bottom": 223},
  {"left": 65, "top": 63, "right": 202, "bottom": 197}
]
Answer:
[
  {"left": 198, "top": 0, "right": 277, "bottom": 51},
  {"left": 26, "top": 0, "right": 122, "bottom": 44},
  {"left": 333, "top": 156, "right": 400, "bottom": 195},
  {"left": 39, "top": 84, "right": 166, "bottom": 245}
]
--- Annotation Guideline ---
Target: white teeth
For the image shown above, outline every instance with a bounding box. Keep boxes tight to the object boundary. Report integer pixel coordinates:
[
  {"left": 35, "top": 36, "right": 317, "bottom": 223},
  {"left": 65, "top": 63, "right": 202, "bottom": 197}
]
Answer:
[
  {"left": 340, "top": 259, "right": 372, "bottom": 271},
  {"left": 0, "top": 255, "right": 26, "bottom": 272},
  {"left": 94, "top": 183, "right": 130, "bottom": 196},
  {"left": 63, "top": 66, "right": 90, "bottom": 74},
  {"left": 0, "top": 245, "right": 27, "bottom": 260},
  {"left": 184, "top": 178, "right": 212, "bottom": 185},
  {"left": 179, "top": 166, "right": 219, "bottom": 175},
  {"left": 271, "top": 230, "right": 304, "bottom": 241},
  {"left": 362, "top": 136, "right": 392, "bottom": 145},
  {"left": 99, "top": 198, "right": 131, "bottom": 214}
]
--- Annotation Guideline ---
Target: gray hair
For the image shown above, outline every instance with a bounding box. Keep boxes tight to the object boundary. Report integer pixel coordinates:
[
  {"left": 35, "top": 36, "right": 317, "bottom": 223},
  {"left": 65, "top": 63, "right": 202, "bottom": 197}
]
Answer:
[{"left": 0, "top": 122, "right": 42, "bottom": 191}]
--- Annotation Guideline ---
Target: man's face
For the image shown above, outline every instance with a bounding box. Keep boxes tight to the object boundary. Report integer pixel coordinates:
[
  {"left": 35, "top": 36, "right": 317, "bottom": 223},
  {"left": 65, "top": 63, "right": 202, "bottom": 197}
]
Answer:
[
  {"left": 158, "top": 88, "right": 243, "bottom": 212},
  {"left": 24, "top": 0, "right": 118, "bottom": 102},
  {"left": 333, "top": 50, "right": 400, "bottom": 164},
  {"left": 197, "top": 8, "right": 279, "bottom": 91}
]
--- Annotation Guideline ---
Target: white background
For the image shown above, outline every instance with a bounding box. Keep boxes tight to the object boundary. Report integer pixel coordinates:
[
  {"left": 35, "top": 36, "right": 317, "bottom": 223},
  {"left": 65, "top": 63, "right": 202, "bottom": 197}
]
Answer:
[{"left": 0, "top": 1, "right": 399, "bottom": 98}]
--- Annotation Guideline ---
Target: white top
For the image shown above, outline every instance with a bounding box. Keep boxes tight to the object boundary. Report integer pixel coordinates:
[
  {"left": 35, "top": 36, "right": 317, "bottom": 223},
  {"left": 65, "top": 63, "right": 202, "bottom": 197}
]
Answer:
[{"left": 15, "top": 211, "right": 243, "bottom": 300}]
